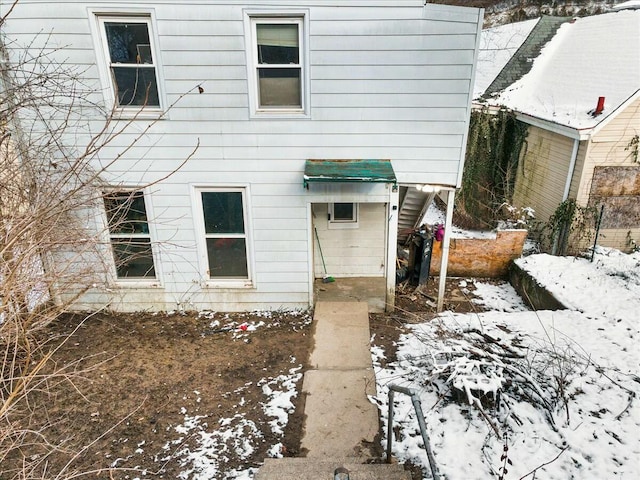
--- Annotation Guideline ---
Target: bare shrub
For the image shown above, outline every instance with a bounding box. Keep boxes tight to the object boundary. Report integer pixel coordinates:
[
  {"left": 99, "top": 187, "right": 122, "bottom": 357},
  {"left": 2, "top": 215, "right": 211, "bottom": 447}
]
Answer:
[{"left": 1, "top": 5, "right": 197, "bottom": 477}]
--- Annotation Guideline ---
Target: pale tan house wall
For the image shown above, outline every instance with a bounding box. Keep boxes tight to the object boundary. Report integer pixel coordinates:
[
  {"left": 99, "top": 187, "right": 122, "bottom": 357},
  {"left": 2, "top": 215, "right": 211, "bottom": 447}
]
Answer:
[
  {"left": 575, "top": 96, "right": 640, "bottom": 204},
  {"left": 512, "top": 126, "right": 575, "bottom": 223},
  {"left": 574, "top": 96, "right": 640, "bottom": 251}
]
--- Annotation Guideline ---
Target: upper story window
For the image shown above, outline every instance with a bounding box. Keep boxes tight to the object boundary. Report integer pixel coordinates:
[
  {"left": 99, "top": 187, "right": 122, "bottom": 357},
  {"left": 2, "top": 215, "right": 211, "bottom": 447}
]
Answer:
[
  {"left": 246, "top": 13, "right": 309, "bottom": 117},
  {"left": 97, "top": 16, "right": 160, "bottom": 109}
]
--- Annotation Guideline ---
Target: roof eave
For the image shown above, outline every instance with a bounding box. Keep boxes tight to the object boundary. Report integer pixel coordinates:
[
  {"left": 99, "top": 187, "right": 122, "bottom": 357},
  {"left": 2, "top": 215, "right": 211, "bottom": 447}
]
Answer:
[{"left": 514, "top": 112, "right": 586, "bottom": 140}]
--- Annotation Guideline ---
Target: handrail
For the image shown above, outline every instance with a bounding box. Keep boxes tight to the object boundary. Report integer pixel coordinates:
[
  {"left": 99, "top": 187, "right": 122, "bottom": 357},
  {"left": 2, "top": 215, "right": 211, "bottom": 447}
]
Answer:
[{"left": 386, "top": 384, "right": 440, "bottom": 480}]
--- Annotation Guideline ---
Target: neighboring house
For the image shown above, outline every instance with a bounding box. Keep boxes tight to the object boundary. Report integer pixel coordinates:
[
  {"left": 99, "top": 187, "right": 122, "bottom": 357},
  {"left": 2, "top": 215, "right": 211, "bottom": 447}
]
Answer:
[
  {"left": 2, "top": 1, "right": 483, "bottom": 312},
  {"left": 475, "top": 5, "right": 640, "bottom": 252}
]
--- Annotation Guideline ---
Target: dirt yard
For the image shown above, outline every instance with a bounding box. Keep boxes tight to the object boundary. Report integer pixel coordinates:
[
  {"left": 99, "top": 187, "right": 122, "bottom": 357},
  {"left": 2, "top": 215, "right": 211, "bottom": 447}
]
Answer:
[
  {"left": 10, "top": 278, "right": 486, "bottom": 479},
  {"left": 12, "top": 310, "right": 313, "bottom": 479}
]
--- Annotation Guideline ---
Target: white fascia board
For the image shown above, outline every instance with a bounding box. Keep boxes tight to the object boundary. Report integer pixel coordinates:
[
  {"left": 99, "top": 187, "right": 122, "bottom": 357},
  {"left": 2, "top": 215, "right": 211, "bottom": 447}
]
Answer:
[
  {"left": 514, "top": 112, "right": 585, "bottom": 140},
  {"left": 589, "top": 88, "right": 640, "bottom": 138}
]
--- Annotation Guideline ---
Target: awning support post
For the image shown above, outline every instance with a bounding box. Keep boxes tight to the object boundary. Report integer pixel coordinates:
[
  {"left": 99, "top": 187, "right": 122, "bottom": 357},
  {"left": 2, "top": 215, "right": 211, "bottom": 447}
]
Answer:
[
  {"left": 385, "top": 186, "right": 400, "bottom": 312},
  {"left": 437, "top": 189, "right": 455, "bottom": 312}
]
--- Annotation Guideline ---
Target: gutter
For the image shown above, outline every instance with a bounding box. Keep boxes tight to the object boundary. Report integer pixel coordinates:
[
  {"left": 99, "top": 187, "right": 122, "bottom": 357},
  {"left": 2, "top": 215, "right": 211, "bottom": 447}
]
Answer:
[{"left": 514, "top": 111, "right": 587, "bottom": 140}]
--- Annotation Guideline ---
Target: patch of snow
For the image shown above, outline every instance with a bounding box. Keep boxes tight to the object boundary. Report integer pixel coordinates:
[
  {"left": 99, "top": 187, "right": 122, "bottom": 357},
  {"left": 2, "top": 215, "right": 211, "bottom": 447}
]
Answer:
[
  {"left": 169, "top": 364, "right": 304, "bottom": 479},
  {"left": 259, "top": 366, "right": 303, "bottom": 436},
  {"left": 421, "top": 202, "right": 497, "bottom": 239},
  {"left": 515, "top": 248, "right": 640, "bottom": 324},
  {"left": 374, "top": 249, "right": 640, "bottom": 479},
  {"left": 613, "top": 0, "right": 640, "bottom": 10},
  {"left": 470, "top": 281, "right": 530, "bottom": 312}
]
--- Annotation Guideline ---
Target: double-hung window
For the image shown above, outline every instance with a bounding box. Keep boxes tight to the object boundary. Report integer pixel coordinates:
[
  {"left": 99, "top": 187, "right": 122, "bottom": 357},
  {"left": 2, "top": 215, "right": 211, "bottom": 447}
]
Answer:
[
  {"left": 248, "top": 15, "right": 307, "bottom": 113},
  {"left": 198, "top": 189, "right": 250, "bottom": 282},
  {"left": 98, "top": 16, "right": 160, "bottom": 108},
  {"left": 104, "top": 191, "right": 156, "bottom": 279}
]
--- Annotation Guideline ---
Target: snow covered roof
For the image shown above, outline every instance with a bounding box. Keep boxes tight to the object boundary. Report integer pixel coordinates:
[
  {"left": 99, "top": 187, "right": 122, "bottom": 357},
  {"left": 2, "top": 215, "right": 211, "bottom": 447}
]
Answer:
[
  {"left": 613, "top": 0, "right": 640, "bottom": 10},
  {"left": 475, "top": 9, "right": 640, "bottom": 133},
  {"left": 473, "top": 18, "right": 539, "bottom": 98}
]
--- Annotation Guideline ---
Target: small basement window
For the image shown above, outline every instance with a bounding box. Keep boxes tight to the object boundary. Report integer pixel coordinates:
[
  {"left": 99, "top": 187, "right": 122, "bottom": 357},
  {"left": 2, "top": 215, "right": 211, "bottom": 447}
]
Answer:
[{"left": 328, "top": 203, "right": 358, "bottom": 229}]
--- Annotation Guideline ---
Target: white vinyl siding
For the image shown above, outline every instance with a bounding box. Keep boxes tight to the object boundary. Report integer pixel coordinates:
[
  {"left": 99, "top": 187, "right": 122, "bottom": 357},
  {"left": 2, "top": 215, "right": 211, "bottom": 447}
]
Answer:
[{"left": 3, "top": 0, "right": 482, "bottom": 311}]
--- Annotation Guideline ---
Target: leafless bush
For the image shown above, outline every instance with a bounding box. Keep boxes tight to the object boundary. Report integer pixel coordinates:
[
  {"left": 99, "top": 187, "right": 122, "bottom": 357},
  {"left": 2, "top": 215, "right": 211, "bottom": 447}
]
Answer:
[{"left": 1, "top": 4, "right": 197, "bottom": 477}]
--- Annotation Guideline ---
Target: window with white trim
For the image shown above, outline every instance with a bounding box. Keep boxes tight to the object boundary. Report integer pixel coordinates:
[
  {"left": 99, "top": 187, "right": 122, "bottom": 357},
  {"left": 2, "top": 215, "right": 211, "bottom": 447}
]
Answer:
[
  {"left": 328, "top": 203, "right": 359, "bottom": 229},
  {"left": 103, "top": 191, "right": 156, "bottom": 279},
  {"left": 249, "top": 16, "right": 305, "bottom": 112},
  {"left": 97, "top": 16, "right": 160, "bottom": 108},
  {"left": 198, "top": 189, "right": 250, "bottom": 281}
]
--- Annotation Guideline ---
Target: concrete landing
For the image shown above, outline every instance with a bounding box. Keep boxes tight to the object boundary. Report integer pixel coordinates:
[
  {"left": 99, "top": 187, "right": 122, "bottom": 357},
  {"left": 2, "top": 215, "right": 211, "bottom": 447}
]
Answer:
[
  {"left": 301, "top": 302, "right": 379, "bottom": 458},
  {"left": 314, "top": 277, "right": 387, "bottom": 313}
]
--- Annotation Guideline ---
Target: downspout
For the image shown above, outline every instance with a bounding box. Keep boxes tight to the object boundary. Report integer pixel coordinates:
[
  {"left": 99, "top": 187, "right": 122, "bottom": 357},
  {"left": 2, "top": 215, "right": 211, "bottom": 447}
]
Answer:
[
  {"left": 562, "top": 138, "right": 580, "bottom": 201},
  {"left": 551, "top": 138, "right": 579, "bottom": 255}
]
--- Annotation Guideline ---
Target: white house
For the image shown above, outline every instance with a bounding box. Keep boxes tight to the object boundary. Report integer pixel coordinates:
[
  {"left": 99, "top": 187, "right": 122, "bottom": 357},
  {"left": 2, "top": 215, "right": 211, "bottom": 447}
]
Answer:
[{"left": 2, "top": 1, "right": 483, "bottom": 312}]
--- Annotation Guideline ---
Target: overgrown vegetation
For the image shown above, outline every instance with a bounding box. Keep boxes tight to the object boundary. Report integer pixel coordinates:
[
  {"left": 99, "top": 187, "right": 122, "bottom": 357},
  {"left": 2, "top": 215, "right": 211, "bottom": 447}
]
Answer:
[
  {"left": 457, "top": 107, "right": 528, "bottom": 228},
  {"left": 625, "top": 134, "right": 639, "bottom": 163},
  {"left": 532, "top": 199, "right": 601, "bottom": 256},
  {"left": 430, "top": 0, "right": 614, "bottom": 26}
]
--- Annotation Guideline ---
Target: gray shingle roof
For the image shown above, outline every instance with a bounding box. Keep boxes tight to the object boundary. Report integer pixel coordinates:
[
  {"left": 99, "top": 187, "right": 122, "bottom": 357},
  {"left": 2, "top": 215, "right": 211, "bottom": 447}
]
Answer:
[{"left": 483, "top": 15, "right": 570, "bottom": 97}]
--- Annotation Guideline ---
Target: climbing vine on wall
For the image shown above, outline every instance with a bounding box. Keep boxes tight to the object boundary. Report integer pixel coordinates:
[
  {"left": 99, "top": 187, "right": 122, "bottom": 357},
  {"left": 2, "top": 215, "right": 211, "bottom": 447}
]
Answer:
[
  {"left": 625, "top": 134, "right": 639, "bottom": 163},
  {"left": 535, "top": 199, "right": 601, "bottom": 256},
  {"left": 457, "top": 107, "right": 528, "bottom": 226}
]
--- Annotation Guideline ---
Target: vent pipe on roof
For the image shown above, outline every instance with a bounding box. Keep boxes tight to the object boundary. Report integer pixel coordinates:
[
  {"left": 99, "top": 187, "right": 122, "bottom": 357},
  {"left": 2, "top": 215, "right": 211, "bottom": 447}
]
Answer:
[{"left": 593, "top": 96, "right": 605, "bottom": 116}]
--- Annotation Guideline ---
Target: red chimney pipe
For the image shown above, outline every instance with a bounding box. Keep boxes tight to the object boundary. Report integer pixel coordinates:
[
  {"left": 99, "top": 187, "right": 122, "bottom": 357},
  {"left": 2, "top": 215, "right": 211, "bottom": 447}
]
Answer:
[{"left": 595, "top": 96, "right": 605, "bottom": 115}]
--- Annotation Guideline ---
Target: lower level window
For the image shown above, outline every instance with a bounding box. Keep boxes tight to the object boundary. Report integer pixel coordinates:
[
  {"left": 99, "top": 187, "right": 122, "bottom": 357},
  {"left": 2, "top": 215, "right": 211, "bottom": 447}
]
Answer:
[
  {"left": 328, "top": 203, "right": 358, "bottom": 229},
  {"left": 200, "top": 189, "right": 249, "bottom": 279},
  {"left": 104, "top": 191, "right": 156, "bottom": 279},
  {"left": 331, "top": 203, "right": 357, "bottom": 222}
]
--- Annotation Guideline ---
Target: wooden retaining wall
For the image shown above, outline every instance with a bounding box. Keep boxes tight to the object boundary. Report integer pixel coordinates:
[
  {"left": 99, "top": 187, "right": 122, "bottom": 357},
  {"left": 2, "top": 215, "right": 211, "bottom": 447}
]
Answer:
[{"left": 430, "top": 229, "right": 528, "bottom": 278}]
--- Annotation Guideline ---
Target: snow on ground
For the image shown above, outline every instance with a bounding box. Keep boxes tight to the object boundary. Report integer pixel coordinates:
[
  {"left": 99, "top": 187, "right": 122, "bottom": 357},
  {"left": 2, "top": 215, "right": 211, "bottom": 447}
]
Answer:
[
  {"left": 421, "top": 202, "right": 497, "bottom": 239},
  {"left": 161, "top": 364, "right": 303, "bottom": 480},
  {"left": 374, "top": 248, "right": 640, "bottom": 479}
]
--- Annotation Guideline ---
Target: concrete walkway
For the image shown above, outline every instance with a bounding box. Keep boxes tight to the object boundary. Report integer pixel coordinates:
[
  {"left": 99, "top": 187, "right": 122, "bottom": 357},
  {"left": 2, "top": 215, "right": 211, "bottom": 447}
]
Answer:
[{"left": 300, "top": 301, "right": 379, "bottom": 458}]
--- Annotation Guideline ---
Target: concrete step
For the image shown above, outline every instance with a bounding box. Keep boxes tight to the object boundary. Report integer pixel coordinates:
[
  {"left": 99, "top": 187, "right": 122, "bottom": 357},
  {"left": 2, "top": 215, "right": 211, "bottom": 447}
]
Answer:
[{"left": 254, "top": 457, "right": 412, "bottom": 480}]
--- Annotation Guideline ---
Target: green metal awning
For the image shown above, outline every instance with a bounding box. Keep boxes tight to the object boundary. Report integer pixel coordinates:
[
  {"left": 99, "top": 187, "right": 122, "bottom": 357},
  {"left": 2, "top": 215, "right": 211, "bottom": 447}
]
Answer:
[{"left": 303, "top": 159, "right": 396, "bottom": 189}]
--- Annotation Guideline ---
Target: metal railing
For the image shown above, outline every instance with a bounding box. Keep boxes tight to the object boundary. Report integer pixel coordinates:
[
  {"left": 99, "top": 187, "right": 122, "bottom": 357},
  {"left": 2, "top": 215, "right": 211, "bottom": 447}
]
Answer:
[{"left": 386, "top": 384, "right": 440, "bottom": 480}]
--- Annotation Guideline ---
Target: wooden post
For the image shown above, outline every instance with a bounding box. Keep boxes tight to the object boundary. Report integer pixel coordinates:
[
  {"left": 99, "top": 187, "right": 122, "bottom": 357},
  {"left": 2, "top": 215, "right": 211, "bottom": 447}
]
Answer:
[{"left": 437, "top": 189, "right": 455, "bottom": 312}]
